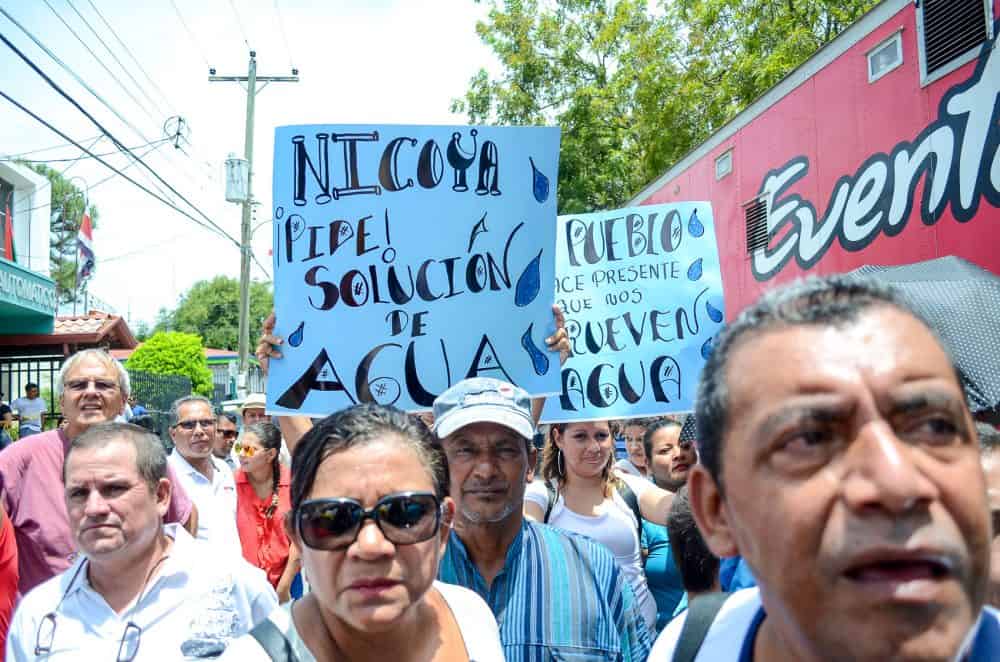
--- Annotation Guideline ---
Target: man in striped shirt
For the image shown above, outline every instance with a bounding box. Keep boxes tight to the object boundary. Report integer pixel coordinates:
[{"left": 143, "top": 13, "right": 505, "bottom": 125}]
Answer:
[{"left": 434, "top": 378, "right": 652, "bottom": 661}]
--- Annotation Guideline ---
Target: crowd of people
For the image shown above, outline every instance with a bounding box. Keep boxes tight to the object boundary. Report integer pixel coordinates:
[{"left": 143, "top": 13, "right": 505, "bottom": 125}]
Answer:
[{"left": 0, "top": 274, "right": 996, "bottom": 660}]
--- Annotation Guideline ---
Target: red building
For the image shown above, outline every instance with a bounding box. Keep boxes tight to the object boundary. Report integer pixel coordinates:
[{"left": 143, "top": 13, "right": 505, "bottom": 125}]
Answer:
[{"left": 630, "top": 0, "right": 999, "bottom": 317}]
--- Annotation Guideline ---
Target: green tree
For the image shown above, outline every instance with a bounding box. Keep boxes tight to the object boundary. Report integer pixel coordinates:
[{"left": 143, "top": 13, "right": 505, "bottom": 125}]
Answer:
[
  {"left": 154, "top": 276, "right": 273, "bottom": 351},
  {"left": 454, "top": 0, "right": 878, "bottom": 211},
  {"left": 20, "top": 163, "right": 99, "bottom": 302},
  {"left": 126, "top": 331, "right": 213, "bottom": 397}
]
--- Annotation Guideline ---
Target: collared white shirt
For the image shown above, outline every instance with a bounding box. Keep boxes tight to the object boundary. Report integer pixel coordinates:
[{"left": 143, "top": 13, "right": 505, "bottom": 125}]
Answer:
[
  {"left": 5, "top": 524, "right": 278, "bottom": 661},
  {"left": 167, "top": 452, "right": 241, "bottom": 557}
]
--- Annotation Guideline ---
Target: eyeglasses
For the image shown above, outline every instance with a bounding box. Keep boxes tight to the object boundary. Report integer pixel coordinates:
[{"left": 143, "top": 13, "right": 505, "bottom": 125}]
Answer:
[
  {"left": 234, "top": 442, "right": 259, "bottom": 457},
  {"left": 175, "top": 419, "right": 215, "bottom": 431},
  {"left": 296, "top": 491, "right": 442, "bottom": 551},
  {"left": 35, "top": 563, "right": 143, "bottom": 661},
  {"left": 64, "top": 378, "right": 120, "bottom": 394},
  {"left": 219, "top": 430, "right": 238, "bottom": 440}
]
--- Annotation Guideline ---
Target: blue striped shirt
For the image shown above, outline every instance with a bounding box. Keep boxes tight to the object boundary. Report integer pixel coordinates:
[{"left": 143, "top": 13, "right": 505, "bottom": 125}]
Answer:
[{"left": 439, "top": 520, "right": 652, "bottom": 662}]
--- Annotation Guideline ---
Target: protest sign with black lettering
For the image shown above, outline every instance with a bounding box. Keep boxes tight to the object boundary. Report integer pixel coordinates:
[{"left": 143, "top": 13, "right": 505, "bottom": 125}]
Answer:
[
  {"left": 540, "top": 202, "right": 724, "bottom": 423},
  {"left": 267, "top": 125, "right": 561, "bottom": 416}
]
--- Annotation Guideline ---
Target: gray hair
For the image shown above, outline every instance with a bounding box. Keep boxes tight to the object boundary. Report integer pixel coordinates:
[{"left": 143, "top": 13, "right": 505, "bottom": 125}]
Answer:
[
  {"left": 695, "top": 274, "right": 960, "bottom": 495},
  {"left": 64, "top": 422, "right": 167, "bottom": 492},
  {"left": 169, "top": 395, "right": 214, "bottom": 425},
  {"left": 57, "top": 349, "right": 131, "bottom": 399}
]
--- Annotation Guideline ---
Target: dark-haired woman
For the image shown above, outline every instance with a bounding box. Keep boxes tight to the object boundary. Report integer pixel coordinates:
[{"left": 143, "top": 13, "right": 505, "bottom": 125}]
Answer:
[
  {"left": 222, "top": 404, "right": 502, "bottom": 662},
  {"left": 234, "top": 422, "right": 300, "bottom": 602}
]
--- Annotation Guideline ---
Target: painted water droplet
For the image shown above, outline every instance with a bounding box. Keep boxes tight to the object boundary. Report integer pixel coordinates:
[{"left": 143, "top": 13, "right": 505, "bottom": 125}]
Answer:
[
  {"left": 701, "top": 336, "right": 715, "bottom": 360},
  {"left": 521, "top": 324, "right": 550, "bottom": 376},
  {"left": 530, "top": 157, "right": 549, "bottom": 203},
  {"left": 688, "top": 209, "right": 704, "bottom": 237},
  {"left": 515, "top": 250, "right": 543, "bottom": 307},
  {"left": 706, "top": 301, "right": 724, "bottom": 323},
  {"left": 288, "top": 321, "right": 305, "bottom": 347},
  {"left": 687, "top": 258, "right": 703, "bottom": 281}
]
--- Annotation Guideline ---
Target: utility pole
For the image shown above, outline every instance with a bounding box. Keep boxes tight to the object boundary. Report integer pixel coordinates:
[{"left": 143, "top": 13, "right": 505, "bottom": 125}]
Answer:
[{"left": 210, "top": 52, "right": 298, "bottom": 398}]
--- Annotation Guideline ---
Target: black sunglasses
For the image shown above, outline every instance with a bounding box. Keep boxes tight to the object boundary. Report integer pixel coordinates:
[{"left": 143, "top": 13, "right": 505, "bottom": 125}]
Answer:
[{"left": 296, "top": 491, "right": 442, "bottom": 551}]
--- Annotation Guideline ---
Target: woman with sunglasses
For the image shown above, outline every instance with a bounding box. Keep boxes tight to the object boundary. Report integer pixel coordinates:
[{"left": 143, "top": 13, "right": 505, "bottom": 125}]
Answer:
[
  {"left": 222, "top": 404, "right": 503, "bottom": 662},
  {"left": 234, "top": 422, "right": 300, "bottom": 602}
]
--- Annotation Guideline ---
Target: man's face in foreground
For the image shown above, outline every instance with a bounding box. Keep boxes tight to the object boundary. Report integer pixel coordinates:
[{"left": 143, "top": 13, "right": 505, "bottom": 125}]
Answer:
[{"left": 691, "top": 306, "right": 990, "bottom": 661}]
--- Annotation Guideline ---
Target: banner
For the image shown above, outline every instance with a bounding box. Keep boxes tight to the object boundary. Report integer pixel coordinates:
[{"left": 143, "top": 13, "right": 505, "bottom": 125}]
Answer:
[
  {"left": 76, "top": 212, "right": 95, "bottom": 284},
  {"left": 540, "top": 202, "right": 724, "bottom": 423},
  {"left": 268, "top": 124, "right": 561, "bottom": 416}
]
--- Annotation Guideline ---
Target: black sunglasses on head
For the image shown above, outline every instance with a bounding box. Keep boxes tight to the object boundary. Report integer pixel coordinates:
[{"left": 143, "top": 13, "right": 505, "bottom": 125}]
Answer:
[{"left": 296, "top": 491, "right": 443, "bottom": 551}]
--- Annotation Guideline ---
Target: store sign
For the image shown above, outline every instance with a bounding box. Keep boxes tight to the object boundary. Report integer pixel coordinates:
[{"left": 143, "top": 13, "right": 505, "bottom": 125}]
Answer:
[{"left": 0, "top": 259, "right": 57, "bottom": 316}]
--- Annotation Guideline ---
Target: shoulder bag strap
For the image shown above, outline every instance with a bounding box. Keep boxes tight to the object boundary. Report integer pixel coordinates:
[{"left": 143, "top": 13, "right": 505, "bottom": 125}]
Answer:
[{"left": 672, "top": 592, "right": 731, "bottom": 662}]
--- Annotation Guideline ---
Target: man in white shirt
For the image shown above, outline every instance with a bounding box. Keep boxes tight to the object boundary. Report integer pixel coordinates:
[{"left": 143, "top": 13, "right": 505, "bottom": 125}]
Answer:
[
  {"left": 11, "top": 383, "right": 46, "bottom": 439},
  {"left": 167, "top": 396, "right": 242, "bottom": 557},
  {"left": 652, "top": 276, "right": 1000, "bottom": 661},
  {"left": 5, "top": 422, "right": 276, "bottom": 660}
]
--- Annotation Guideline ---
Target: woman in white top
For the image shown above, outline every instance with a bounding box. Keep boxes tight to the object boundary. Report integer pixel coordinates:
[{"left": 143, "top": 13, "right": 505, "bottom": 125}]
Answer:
[
  {"left": 221, "top": 404, "right": 503, "bottom": 662},
  {"left": 524, "top": 420, "right": 673, "bottom": 632}
]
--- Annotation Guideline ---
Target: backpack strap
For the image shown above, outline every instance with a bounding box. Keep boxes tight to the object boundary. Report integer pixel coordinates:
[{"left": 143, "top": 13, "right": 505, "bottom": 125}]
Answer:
[
  {"left": 544, "top": 481, "right": 556, "bottom": 523},
  {"left": 671, "top": 592, "right": 730, "bottom": 662},
  {"left": 249, "top": 618, "right": 299, "bottom": 662},
  {"left": 615, "top": 481, "right": 643, "bottom": 543}
]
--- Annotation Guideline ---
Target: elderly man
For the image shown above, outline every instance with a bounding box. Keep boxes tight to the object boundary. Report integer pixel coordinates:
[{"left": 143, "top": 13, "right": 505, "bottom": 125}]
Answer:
[
  {"left": 652, "top": 276, "right": 1000, "bottom": 660},
  {"left": 5, "top": 423, "right": 276, "bottom": 660},
  {"left": 213, "top": 412, "right": 239, "bottom": 471},
  {"left": 0, "top": 349, "right": 197, "bottom": 593},
  {"left": 168, "top": 396, "right": 241, "bottom": 557},
  {"left": 435, "top": 377, "right": 652, "bottom": 660}
]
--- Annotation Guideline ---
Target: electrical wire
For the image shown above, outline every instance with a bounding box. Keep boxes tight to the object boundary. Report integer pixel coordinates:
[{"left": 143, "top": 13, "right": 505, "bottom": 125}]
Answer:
[
  {"left": 1, "top": 134, "right": 102, "bottom": 158},
  {"left": 84, "top": 0, "right": 176, "bottom": 113},
  {"left": 2, "top": 138, "right": 170, "bottom": 163},
  {"left": 41, "top": 0, "right": 159, "bottom": 124},
  {"left": 64, "top": 0, "right": 168, "bottom": 119},
  {"left": 227, "top": 0, "right": 253, "bottom": 50},
  {"left": 274, "top": 0, "right": 295, "bottom": 69},
  {"left": 167, "top": 0, "right": 210, "bottom": 68}
]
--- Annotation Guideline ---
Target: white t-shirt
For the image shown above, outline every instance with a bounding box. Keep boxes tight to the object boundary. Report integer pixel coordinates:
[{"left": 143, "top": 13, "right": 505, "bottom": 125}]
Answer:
[
  {"left": 168, "top": 452, "right": 241, "bottom": 558},
  {"left": 524, "top": 480, "right": 657, "bottom": 631},
  {"left": 219, "top": 581, "right": 504, "bottom": 661},
  {"left": 614, "top": 458, "right": 646, "bottom": 478},
  {"left": 5, "top": 524, "right": 278, "bottom": 661},
  {"left": 11, "top": 397, "right": 46, "bottom": 431}
]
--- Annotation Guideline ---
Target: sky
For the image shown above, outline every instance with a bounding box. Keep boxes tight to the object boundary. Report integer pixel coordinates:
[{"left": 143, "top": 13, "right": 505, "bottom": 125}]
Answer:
[{"left": 0, "top": 0, "right": 497, "bottom": 327}]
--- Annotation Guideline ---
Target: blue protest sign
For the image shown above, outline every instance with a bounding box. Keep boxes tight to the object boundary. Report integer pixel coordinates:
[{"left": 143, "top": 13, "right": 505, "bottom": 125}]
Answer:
[
  {"left": 540, "top": 202, "right": 724, "bottom": 423},
  {"left": 268, "top": 125, "right": 561, "bottom": 416}
]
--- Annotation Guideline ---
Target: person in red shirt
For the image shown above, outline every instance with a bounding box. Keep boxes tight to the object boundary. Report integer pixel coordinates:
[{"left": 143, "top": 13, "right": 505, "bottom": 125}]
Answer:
[
  {"left": 234, "top": 422, "right": 299, "bottom": 602},
  {"left": 0, "top": 503, "right": 16, "bottom": 653}
]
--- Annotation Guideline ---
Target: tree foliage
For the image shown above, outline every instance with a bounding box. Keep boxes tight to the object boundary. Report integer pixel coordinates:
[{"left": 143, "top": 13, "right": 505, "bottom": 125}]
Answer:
[
  {"left": 21, "top": 163, "right": 99, "bottom": 303},
  {"left": 454, "top": 0, "right": 878, "bottom": 213},
  {"left": 154, "top": 276, "right": 273, "bottom": 351},
  {"left": 126, "top": 331, "right": 213, "bottom": 397}
]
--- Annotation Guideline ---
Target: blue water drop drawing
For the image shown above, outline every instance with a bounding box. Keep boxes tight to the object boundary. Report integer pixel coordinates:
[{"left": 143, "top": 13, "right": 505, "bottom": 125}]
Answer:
[
  {"left": 521, "top": 324, "right": 550, "bottom": 376},
  {"left": 687, "top": 258, "right": 703, "bottom": 281},
  {"left": 688, "top": 208, "right": 704, "bottom": 237},
  {"left": 514, "top": 250, "right": 543, "bottom": 306},
  {"left": 530, "top": 158, "right": 549, "bottom": 203},
  {"left": 288, "top": 321, "right": 305, "bottom": 347},
  {"left": 701, "top": 336, "right": 715, "bottom": 360},
  {"left": 706, "top": 301, "right": 724, "bottom": 323}
]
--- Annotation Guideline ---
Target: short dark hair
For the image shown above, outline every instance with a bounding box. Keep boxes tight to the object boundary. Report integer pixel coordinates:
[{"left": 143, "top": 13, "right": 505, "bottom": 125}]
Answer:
[
  {"left": 695, "top": 274, "right": 958, "bottom": 494},
  {"left": 643, "top": 419, "right": 682, "bottom": 463},
  {"left": 218, "top": 411, "right": 238, "bottom": 426},
  {"left": 64, "top": 422, "right": 167, "bottom": 492},
  {"left": 666, "top": 485, "right": 719, "bottom": 593},
  {"left": 290, "top": 404, "right": 449, "bottom": 512},
  {"left": 25, "top": 383, "right": 38, "bottom": 390}
]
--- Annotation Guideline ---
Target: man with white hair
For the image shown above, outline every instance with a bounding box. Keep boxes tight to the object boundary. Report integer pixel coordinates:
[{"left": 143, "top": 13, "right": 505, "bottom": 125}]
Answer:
[{"left": 0, "top": 349, "right": 198, "bottom": 593}]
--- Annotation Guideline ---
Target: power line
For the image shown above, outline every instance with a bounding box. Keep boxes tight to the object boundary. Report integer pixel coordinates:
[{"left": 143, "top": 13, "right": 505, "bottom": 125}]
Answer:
[
  {"left": 168, "top": 0, "right": 210, "bottom": 68},
  {"left": 227, "top": 0, "right": 252, "bottom": 50},
  {"left": 2, "top": 138, "right": 170, "bottom": 163},
  {"left": 63, "top": 0, "right": 168, "bottom": 119},
  {"left": 1, "top": 133, "right": 102, "bottom": 158},
  {"left": 40, "top": 0, "right": 159, "bottom": 124},
  {"left": 273, "top": 0, "right": 295, "bottom": 69},
  {"left": 59, "top": 134, "right": 104, "bottom": 177},
  {"left": 83, "top": 0, "right": 176, "bottom": 113}
]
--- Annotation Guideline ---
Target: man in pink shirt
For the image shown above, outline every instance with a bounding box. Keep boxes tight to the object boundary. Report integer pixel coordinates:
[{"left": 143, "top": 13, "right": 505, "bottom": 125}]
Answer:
[{"left": 0, "top": 349, "right": 198, "bottom": 593}]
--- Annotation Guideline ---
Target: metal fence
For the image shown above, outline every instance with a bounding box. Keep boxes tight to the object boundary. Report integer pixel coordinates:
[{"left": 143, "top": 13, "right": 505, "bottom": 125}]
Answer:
[
  {"left": 0, "top": 355, "right": 62, "bottom": 416},
  {"left": 128, "top": 369, "right": 192, "bottom": 441}
]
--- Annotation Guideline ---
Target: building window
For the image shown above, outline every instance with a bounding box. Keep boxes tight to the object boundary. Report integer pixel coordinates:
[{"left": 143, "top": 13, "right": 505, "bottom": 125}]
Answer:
[
  {"left": 744, "top": 196, "right": 769, "bottom": 254},
  {"left": 867, "top": 31, "right": 903, "bottom": 83},
  {"left": 715, "top": 149, "right": 733, "bottom": 180},
  {"left": 917, "top": 0, "right": 993, "bottom": 86}
]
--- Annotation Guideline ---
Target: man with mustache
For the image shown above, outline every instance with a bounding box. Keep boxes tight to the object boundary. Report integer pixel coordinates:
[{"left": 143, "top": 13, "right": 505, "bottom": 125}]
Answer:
[
  {"left": 652, "top": 275, "right": 999, "bottom": 660},
  {"left": 434, "top": 378, "right": 652, "bottom": 660}
]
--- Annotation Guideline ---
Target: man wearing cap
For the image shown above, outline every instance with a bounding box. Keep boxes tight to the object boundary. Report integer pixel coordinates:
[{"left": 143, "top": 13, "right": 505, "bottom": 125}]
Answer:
[
  {"left": 240, "top": 394, "right": 269, "bottom": 427},
  {"left": 435, "top": 377, "right": 652, "bottom": 660}
]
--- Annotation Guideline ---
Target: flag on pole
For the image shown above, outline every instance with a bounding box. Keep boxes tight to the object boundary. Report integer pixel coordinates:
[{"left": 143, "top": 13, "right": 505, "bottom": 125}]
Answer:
[
  {"left": 2, "top": 196, "right": 14, "bottom": 262},
  {"left": 76, "top": 212, "right": 95, "bottom": 283}
]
